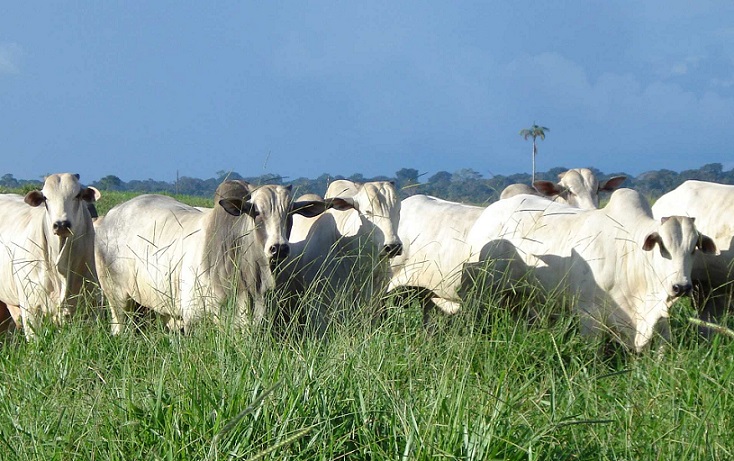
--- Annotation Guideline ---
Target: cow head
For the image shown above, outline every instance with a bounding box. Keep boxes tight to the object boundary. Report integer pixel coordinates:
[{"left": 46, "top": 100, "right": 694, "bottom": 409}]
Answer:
[
  {"left": 642, "top": 216, "right": 717, "bottom": 299},
  {"left": 24, "top": 173, "right": 99, "bottom": 238},
  {"left": 534, "top": 168, "right": 625, "bottom": 210},
  {"left": 325, "top": 180, "right": 403, "bottom": 258},
  {"left": 217, "top": 181, "right": 330, "bottom": 266}
]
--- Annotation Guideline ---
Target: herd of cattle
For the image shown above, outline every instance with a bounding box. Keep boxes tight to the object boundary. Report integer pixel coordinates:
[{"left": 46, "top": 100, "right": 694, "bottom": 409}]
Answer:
[{"left": 0, "top": 169, "right": 731, "bottom": 353}]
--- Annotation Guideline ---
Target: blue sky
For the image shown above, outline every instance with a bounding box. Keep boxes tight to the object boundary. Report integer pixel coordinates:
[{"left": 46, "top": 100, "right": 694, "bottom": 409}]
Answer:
[{"left": 1, "top": 1, "right": 733, "bottom": 183}]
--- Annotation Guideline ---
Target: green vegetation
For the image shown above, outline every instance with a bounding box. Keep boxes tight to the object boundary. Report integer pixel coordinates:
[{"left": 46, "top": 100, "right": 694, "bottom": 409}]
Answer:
[
  {"left": 1, "top": 285, "right": 733, "bottom": 460},
  {"left": 3, "top": 162, "right": 733, "bottom": 206},
  {"left": 1, "top": 186, "right": 733, "bottom": 460},
  {"left": 93, "top": 190, "right": 213, "bottom": 216}
]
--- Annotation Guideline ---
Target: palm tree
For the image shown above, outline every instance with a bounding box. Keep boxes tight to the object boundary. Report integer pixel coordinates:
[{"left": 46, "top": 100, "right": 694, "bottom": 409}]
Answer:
[{"left": 519, "top": 124, "right": 549, "bottom": 183}]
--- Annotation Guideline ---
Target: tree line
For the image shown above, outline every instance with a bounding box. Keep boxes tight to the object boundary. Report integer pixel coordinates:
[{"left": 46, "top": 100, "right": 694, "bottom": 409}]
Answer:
[{"left": 1, "top": 163, "right": 732, "bottom": 205}]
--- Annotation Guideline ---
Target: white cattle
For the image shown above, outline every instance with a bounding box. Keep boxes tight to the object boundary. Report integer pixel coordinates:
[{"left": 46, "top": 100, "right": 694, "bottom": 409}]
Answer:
[
  {"left": 388, "top": 194, "right": 485, "bottom": 321},
  {"left": 500, "top": 168, "right": 626, "bottom": 209},
  {"left": 293, "top": 193, "right": 324, "bottom": 203},
  {"left": 95, "top": 180, "right": 329, "bottom": 333},
  {"left": 0, "top": 173, "right": 99, "bottom": 339},
  {"left": 466, "top": 189, "right": 717, "bottom": 352},
  {"left": 282, "top": 180, "right": 402, "bottom": 331},
  {"left": 652, "top": 180, "right": 733, "bottom": 330}
]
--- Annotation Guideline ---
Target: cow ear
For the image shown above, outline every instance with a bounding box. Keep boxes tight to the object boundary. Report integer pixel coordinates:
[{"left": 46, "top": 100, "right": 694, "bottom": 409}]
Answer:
[
  {"left": 24, "top": 190, "right": 45, "bottom": 207},
  {"left": 74, "top": 173, "right": 81, "bottom": 180},
  {"left": 698, "top": 234, "right": 718, "bottom": 255},
  {"left": 533, "top": 181, "right": 563, "bottom": 197},
  {"left": 642, "top": 232, "right": 661, "bottom": 251},
  {"left": 80, "top": 186, "right": 101, "bottom": 202},
  {"left": 327, "top": 197, "right": 356, "bottom": 211},
  {"left": 291, "top": 201, "right": 329, "bottom": 218},
  {"left": 599, "top": 176, "right": 626, "bottom": 192},
  {"left": 86, "top": 203, "right": 99, "bottom": 219},
  {"left": 219, "top": 198, "right": 256, "bottom": 217}
]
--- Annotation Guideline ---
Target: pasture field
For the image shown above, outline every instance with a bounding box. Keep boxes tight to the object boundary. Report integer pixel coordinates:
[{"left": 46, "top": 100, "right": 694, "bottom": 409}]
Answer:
[{"left": 0, "top": 190, "right": 732, "bottom": 460}]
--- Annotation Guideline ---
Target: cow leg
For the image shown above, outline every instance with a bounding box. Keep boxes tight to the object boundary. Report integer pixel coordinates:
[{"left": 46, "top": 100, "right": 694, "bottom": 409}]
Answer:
[
  {"left": 226, "top": 291, "right": 251, "bottom": 331},
  {"left": 422, "top": 298, "right": 436, "bottom": 333},
  {"left": 299, "top": 288, "right": 331, "bottom": 337},
  {"left": 578, "top": 312, "right": 606, "bottom": 346},
  {"left": 6, "top": 303, "right": 21, "bottom": 327},
  {"left": 109, "top": 305, "right": 125, "bottom": 335},
  {"left": 650, "top": 317, "right": 673, "bottom": 359},
  {"left": 20, "top": 306, "right": 41, "bottom": 340},
  {"left": 108, "top": 297, "right": 131, "bottom": 335},
  {"left": 181, "top": 273, "right": 210, "bottom": 332},
  {"left": 432, "top": 298, "right": 461, "bottom": 315},
  {"left": 182, "top": 300, "right": 208, "bottom": 333},
  {"left": 656, "top": 317, "right": 672, "bottom": 345},
  {"left": 252, "top": 295, "right": 267, "bottom": 325},
  {"left": 231, "top": 292, "right": 263, "bottom": 330},
  {"left": 164, "top": 315, "right": 184, "bottom": 332},
  {"left": 689, "top": 279, "right": 734, "bottom": 338}
]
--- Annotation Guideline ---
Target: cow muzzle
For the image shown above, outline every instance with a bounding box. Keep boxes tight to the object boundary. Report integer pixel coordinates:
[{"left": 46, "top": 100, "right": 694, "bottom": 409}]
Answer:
[
  {"left": 53, "top": 220, "right": 72, "bottom": 236},
  {"left": 269, "top": 243, "right": 290, "bottom": 261},
  {"left": 672, "top": 283, "right": 692, "bottom": 298},
  {"left": 381, "top": 243, "right": 403, "bottom": 258}
]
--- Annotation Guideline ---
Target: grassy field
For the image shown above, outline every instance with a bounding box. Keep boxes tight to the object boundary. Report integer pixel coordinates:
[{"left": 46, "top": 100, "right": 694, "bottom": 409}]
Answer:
[{"left": 0, "top": 189, "right": 733, "bottom": 460}]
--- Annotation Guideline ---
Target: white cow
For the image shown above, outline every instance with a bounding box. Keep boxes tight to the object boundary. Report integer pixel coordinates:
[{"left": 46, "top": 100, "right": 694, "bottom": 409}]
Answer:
[
  {"left": 95, "top": 180, "right": 328, "bottom": 333},
  {"left": 500, "top": 168, "right": 626, "bottom": 209},
  {"left": 282, "top": 180, "right": 402, "bottom": 331},
  {"left": 388, "top": 194, "right": 485, "bottom": 322},
  {"left": 466, "top": 189, "right": 717, "bottom": 352},
  {"left": 652, "top": 180, "right": 733, "bottom": 331},
  {"left": 0, "top": 173, "right": 99, "bottom": 339}
]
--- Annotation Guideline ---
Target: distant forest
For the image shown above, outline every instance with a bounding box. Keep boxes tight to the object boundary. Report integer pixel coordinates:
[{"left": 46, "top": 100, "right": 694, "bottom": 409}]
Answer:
[{"left": 1, "top": 163, "right": 731, "bottom": 205}]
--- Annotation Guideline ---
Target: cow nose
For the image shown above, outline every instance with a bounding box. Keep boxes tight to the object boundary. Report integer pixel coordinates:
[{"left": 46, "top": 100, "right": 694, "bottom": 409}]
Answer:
[
  {"left": 672, "top": 283, "right": 692, "bottom": 297},
  {"left": 53, "top": 220, "right": 71, "bottom": 235},
  {"left": 382, "top": 243, "right": 403, "bottom": 258},
  {"left": 269, "top": 243, "right": 290, "bottom": 260}
]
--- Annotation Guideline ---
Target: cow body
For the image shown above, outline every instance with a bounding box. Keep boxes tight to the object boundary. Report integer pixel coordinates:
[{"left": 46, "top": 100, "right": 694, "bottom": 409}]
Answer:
[
  {"left": 652, "top": 180, "right": 732, "bottom": 329},
  {"left": 501, "top": 168, "right": 626, "bottom": 209},
  {"left": 0, "top": 173, "right": 98, "bottom": 339},
  {"left": 467, "top": 189, "right": 716, "bottom": 351},
  {"left": 388, "top": 195, "right": 484, "bottom": 318},
  {"left": 283, "top": 181, "right": 402, "bottom": 331},
  {"left": 95, "top": 181, "right": 327, "bottom": 333}
]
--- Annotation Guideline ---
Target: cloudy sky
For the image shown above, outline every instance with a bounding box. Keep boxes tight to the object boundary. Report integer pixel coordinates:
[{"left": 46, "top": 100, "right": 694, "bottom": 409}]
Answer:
[{"left": 1, "top": 1, "right": 732, "bottom": 183}]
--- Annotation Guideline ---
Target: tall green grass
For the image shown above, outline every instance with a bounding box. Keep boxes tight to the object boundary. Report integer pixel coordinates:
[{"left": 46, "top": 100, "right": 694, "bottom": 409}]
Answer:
[{"left": 1, "top": 287, "right": 733, "bottom": 460}]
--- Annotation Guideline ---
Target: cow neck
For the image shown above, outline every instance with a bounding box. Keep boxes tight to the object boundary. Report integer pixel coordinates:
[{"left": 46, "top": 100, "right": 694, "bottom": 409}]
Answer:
[
  {"left": 36, "top": 212, "right": 69, "bottom": 305},
  {"left": 207, "top": 208, "right": 271, "bottom": 292},
  {"left": 38, "top": 212, "right": 66, "bottom": 270},
  {"left": 617, "top": 216, "right": 671, "bottom": 327}
]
